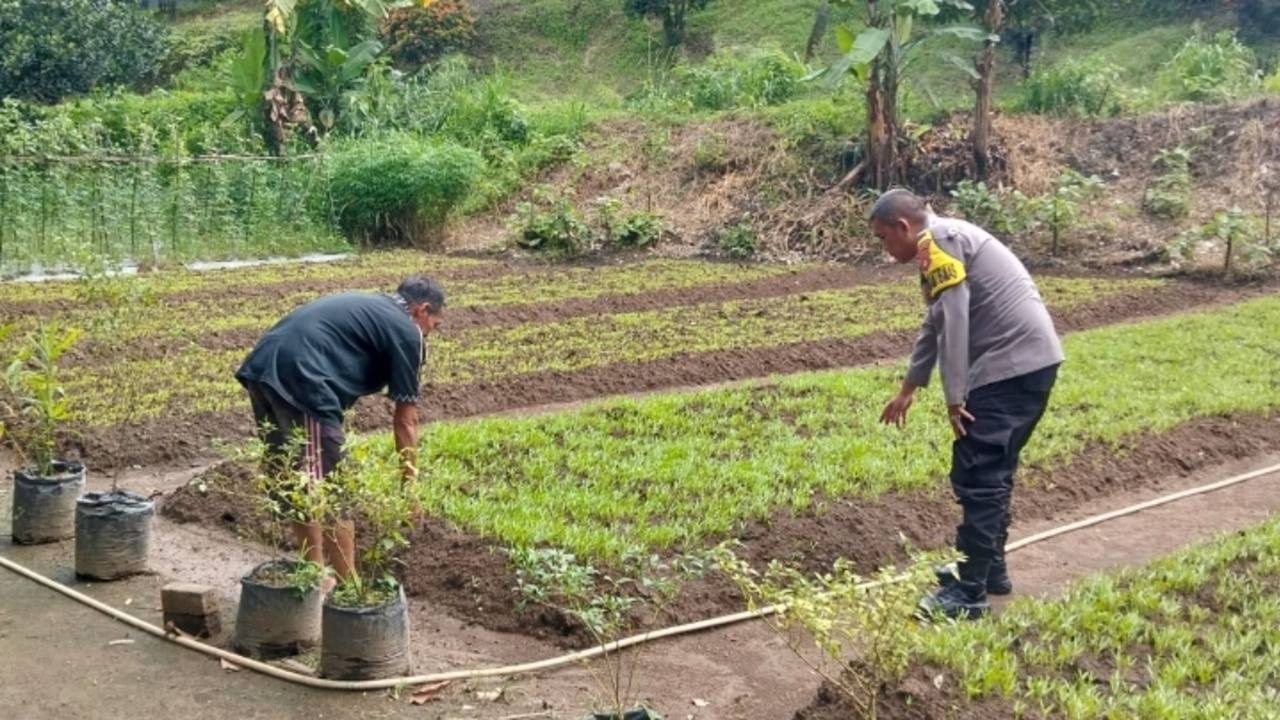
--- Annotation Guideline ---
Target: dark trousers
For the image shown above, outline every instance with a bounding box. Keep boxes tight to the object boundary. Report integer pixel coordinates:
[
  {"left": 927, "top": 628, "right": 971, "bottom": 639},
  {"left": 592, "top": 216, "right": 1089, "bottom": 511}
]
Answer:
[{"left": 950, "top": 364, "right": 1058, "bottom": 581}]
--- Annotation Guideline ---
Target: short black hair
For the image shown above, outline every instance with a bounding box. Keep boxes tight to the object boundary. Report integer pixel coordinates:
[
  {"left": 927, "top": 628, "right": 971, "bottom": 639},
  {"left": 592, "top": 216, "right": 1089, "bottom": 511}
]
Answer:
[
  {"left": 397, "top": 275, "right": 446, "bottom": 313},
  {"left": 868, "top": 188, "right": 928, "bottom": 225}
]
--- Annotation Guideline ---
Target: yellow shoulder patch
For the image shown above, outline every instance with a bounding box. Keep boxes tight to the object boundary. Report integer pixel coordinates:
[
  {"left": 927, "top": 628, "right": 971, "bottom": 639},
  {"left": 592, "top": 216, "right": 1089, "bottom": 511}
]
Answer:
[{"left": 916, "top": 230, "right": 966, "bottom": 299}]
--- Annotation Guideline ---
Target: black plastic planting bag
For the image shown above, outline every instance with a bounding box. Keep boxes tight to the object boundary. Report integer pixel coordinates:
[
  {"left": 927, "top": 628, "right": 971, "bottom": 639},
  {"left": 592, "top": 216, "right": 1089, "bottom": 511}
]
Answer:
[
  {"left": 233, "top": 560, "right": 323, "bottom": 659},
  {"left": 320, "top": 585, "right": 411, "bottom": 680},
  {"left": 11, "top": 461, "right": 85, "bottom": 544},
  {"left": 74, "top": 490, "right": 155, "bottom": 580}
]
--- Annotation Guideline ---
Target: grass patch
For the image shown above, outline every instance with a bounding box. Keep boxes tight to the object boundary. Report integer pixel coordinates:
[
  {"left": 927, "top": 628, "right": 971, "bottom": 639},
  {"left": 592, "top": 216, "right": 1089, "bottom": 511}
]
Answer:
[
  {"left": 339, "top": 294, "right": 1280, "bottom": 562},
  {"left": 926, "top": 515, "right": 1280, "bottom": 717}
]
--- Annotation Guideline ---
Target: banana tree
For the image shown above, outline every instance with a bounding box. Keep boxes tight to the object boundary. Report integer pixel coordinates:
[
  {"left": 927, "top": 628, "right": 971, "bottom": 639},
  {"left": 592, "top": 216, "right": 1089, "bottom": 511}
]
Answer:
[
  {"left": 260, "top": 0, "right": 405, "bottom": 146},
  {"left": 293, "top": 38, "right": 384, "bottom": 131},
  {"left": 821, "top": 0, "right": 989, "bottom": 190}
]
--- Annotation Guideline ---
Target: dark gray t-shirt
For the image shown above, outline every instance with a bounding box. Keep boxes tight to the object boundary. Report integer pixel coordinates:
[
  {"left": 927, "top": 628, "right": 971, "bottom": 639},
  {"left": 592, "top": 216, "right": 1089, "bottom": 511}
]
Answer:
[{"left": 236, "top": 293, "right": 423, "bottom": 426}]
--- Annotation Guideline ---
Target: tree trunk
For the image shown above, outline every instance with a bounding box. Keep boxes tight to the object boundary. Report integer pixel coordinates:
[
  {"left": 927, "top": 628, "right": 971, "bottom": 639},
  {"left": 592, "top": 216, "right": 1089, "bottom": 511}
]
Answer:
[
  {"left": 664, "top": 4, "right": 687, "bottom": 47},
  {"left": 1266, "top": 191, "right": 1274, "bottom": 247},
  {"left": 883, "top": 54, "right": 900, "bottom": 189},
  {"left": 972, "top": 1, "right": 1004, "bottom": 179},
  {"left": 1013, "top": 30, "right": 1036, "bottom": 79},
  {"left": 866, "top": 61, "right": 892, "bottom": 190},
  {"left": 805, "top": 3, "right": 833, "bottom": 62}
]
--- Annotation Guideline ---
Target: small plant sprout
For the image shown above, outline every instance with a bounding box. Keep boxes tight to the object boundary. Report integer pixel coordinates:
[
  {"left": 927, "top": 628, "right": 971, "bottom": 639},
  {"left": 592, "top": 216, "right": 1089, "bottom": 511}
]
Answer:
[
  {"left": 508, "top": 546, "right": 711, "bottom": 719},
  {"left": 1, "top": 322, "right": 82, "bottom": 476},
  {"left": 714, "top": 544, "right": 957, "bottom": 720}
]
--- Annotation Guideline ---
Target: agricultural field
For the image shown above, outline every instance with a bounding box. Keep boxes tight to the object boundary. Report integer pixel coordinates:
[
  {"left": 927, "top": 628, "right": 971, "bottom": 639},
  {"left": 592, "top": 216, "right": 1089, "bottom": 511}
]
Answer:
[
  {"left": 0, "top": 252, "right": 1192, "bottom": 468},
  {"left": 158, "top": 289, "right": 1280, "bottom": 643},
  {"left": 4, "top": 1, "right": 1280, "bottom": 719}
]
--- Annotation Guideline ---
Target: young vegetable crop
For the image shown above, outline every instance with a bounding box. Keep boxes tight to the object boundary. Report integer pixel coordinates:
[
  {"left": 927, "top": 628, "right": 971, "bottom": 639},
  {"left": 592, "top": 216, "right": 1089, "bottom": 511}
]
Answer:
[
  {"left": 334, "top": 296, "right": 1280, "bottom": 562},
  {"left": 0, "top": 254, "right": 797, "bottom": 308},
  {"left": 43, "top": 275, "right": 1152, "bottom": 429},
  {"left": 925, "top": 515, "right": 1280, "bottom": 718}
]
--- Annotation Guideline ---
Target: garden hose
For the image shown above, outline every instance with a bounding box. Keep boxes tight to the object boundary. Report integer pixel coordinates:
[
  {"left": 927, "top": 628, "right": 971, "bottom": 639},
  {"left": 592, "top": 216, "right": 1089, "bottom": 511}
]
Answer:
[{"left": 2, "top": 461, "right": 1278, "bottom": 691}]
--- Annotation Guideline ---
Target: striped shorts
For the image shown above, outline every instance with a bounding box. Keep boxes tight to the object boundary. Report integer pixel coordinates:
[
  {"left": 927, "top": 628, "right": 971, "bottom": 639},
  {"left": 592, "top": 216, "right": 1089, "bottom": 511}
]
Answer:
[{"left": 243, "top": 381, "right": 345, "bottom": 512}]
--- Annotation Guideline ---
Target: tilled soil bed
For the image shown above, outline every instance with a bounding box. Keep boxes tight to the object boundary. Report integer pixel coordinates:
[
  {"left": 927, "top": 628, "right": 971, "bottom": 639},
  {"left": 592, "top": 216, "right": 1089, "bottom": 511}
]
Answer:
[
  {"left": 160, "top": 411, "right": 1280, "bottom": 646},
  {"left": 69, "top": 278, "right": 1264, "bottom": 470}
]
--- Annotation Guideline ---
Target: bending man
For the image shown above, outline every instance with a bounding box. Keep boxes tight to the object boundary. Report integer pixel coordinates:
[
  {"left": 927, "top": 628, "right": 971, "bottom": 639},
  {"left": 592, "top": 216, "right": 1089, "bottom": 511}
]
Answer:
[
  {"left": 236, "top": 275, "right": 445, "bottom": 580},
  {"left": 872, "top": 189, "right": 1063, "bottom": 620}
]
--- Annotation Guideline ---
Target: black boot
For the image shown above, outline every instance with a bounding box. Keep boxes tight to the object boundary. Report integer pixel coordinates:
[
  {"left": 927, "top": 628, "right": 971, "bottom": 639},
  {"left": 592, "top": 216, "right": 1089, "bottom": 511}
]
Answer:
[
  {"left": 988, "top": 510, "right": 1013, "bottom": 595},
  {"left": 919, "top": 555, "right": 990, "bottom": 621},
  {"left": 934, "top": 560, "right": 1011, "bottom": 595},
  {"left": 986, "top": 556, "right": 1012, "bottom": 596}
]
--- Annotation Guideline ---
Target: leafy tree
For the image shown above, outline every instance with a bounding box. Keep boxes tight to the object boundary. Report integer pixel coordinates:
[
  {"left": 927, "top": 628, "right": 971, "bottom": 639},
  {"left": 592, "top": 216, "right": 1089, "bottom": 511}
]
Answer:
[
  {"left": 823, "top": 0, "right": 987, "bottom": 189},
  {"left": 624, "top": 0, "right": 713, "bottom": 48},
  {"left": 379, "top": 0, "right": 476, "bottom": 73},
  {"left": 0, "top": 0, "right": 169, "bottom": 103}
]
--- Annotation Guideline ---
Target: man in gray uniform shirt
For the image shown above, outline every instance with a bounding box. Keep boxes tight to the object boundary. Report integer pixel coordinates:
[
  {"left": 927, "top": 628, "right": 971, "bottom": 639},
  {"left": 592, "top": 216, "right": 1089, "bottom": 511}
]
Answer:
[{"left": 872, "top": 189, "right": 1064, "bottom": 619}]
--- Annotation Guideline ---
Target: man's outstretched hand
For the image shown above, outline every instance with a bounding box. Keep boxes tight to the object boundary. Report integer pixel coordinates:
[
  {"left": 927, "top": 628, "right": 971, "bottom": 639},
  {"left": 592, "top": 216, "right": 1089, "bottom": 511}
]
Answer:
[{"left": 881, "top": 388, "right": 915, "bottom": 428}]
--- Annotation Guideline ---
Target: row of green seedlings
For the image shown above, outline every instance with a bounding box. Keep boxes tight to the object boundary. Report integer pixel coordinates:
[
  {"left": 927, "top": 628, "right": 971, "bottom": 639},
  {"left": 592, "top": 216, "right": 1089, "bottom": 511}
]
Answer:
[
  {"left": 44, "top": 277, "right": 1152, "bottom": 428},
  {"left": 381, "top": 296, "right": 1280, "bottom": 563},
  {"left": 925, "top": 515, "right": 1280, "bottom": 718}
]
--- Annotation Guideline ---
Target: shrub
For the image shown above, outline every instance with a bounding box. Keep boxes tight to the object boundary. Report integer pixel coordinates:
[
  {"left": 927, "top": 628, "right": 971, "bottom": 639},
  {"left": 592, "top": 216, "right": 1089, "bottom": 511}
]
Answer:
[
  {"left": 1144, "top": 146, "right": 1193, "bottom": 220},
  {"left": 1157, "top": 30, "right": 1260, "bottom": 103},
  {"left": 612, "top": 210, "right": 667, "bottom": 248},
  {"left": 510, "top": 197, "right": 591, "bottom": 256},
  {"left": 161, "top": 23, "right": 246, "bottom": 81},
  {"left": 1169, "top": 207, "right": 1270, "bottom": 278},
  {"left": 950, "top": 180, "right": 1011, "bottom": 234},
  {"left": 327, "top": 135, "right": 483, "bottom": 246},
  {"left": 716, "top": 547, "right": 953, "bottom": 720},
  {"left": 632, "top": 51, "right": 806, "bottom": 114},
  {"left": 0, "top": 0, "right": 169, "bottom": 103},
  {"left": 379, "top": 0, "right": 476, "bottom": 74},
  {"left": 691, "top": 133, "right": 730, "bottom": 174},
  {"left": 1024, "top": 169, "right": 1106, "bottom": 256},
  {"left": 1019, "top": 58, "right": 1122, "bottom": 117},
  {"left": 718, "top": 222, "right": 757, "bottom": 259},
  {"left": 442, "top": 75, "right": 531, "bottom": 148}
]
